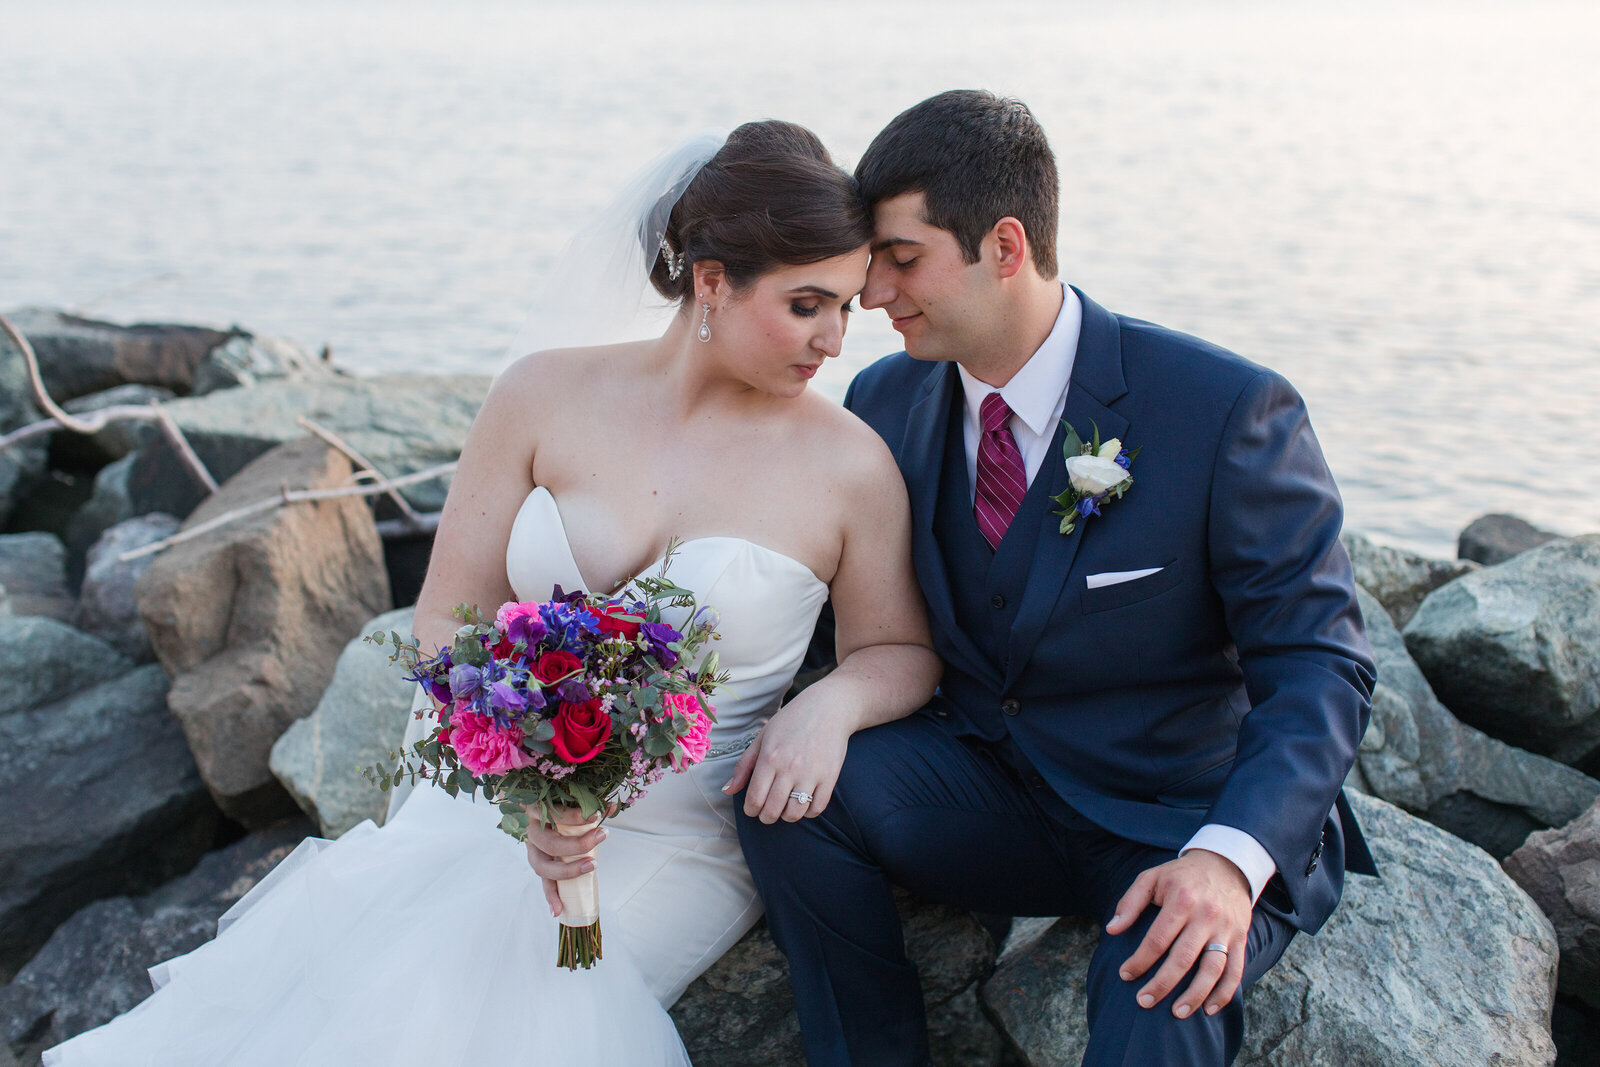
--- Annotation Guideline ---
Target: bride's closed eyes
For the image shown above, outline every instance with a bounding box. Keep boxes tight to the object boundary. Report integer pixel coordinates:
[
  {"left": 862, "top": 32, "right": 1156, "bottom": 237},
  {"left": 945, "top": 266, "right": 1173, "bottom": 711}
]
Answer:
[{"left": 791, "top": 301, "right": 855, "bottom": 318}]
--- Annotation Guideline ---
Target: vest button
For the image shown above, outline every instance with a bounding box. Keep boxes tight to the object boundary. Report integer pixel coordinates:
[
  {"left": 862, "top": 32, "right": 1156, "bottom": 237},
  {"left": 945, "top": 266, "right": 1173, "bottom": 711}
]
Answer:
[
  {"left": 990, "top": 594, "right": 1006, "bottom": 609},
  {"left": 1002, "top": 699, "right": 1021, "bottom": 717}
]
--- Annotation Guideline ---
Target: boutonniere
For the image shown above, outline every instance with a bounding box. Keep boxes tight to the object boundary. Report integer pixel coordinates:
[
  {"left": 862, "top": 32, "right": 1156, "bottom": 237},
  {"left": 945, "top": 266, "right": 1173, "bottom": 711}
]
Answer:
[{"left": 1051, "top": 421, "right": 1139, "bottom": 535}]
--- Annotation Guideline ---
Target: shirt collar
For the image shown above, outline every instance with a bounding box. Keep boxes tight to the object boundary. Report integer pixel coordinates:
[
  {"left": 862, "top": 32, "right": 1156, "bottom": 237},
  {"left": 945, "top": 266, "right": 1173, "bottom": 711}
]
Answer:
[{"left": 957, "top": 283, "right": 1082, "bottom": 437}]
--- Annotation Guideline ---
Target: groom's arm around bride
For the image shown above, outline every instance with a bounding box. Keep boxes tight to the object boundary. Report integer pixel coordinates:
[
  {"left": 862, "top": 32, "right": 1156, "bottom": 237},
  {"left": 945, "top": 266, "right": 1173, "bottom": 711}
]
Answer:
[{"left": 736, "top": 90, "right": 1376, "bottom": 1067}]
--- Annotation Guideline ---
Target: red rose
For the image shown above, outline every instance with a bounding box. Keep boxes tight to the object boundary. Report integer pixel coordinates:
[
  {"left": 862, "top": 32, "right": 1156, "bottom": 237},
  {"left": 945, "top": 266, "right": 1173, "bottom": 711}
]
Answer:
[
  {"left": 590, "top": 604, "right": 643, "bottom": 640},
  {"left": 551, "top": 699, "right": 611, "bottom": 763},
  {"left": 530, "top": 650, "right": 584, "bottom": 686},
  {"left": 490, "top": 636, "right": 516, "bottom": 660}
]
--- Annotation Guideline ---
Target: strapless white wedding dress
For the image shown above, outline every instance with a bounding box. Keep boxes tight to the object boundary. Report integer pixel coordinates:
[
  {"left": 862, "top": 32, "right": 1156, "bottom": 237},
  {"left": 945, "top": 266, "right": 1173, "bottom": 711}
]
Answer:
[{"left": 44, "top": 487, "right": 828, "bottom": 1066}]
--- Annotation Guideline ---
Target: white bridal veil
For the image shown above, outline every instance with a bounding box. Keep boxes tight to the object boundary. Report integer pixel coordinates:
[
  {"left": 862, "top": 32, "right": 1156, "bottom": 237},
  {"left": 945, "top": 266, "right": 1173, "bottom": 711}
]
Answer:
[{"left": 502, "top": 128, "right": 730, "bottom": 363}]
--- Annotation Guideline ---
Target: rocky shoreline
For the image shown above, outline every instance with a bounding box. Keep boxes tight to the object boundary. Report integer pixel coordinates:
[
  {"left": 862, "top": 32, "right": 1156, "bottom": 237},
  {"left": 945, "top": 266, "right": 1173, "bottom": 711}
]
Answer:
[{"left": 3, "top": 310, "right": 1597, "bottom": 1065}]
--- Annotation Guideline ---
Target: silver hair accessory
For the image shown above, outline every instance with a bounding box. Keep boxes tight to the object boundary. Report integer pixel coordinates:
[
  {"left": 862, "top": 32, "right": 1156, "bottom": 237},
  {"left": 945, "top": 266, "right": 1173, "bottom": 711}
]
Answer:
[
  {"left": 788, "top": 790, "right": 814, "bottom": 805},
  {"left": 500, "top": 128, "right": 729, "bottom": 366},
  {"left": 658, "top": 234, "right": 685, "bottom": 281},
  {"left": 698, "top": 303, "right": 712, "bottom": 343}
]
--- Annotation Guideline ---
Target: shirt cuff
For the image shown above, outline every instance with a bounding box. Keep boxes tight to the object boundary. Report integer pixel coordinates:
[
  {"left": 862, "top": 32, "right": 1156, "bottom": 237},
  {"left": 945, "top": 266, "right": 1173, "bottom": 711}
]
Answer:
[{"left": 1181, "top": 824, "right": 1277, "bottom": 904}]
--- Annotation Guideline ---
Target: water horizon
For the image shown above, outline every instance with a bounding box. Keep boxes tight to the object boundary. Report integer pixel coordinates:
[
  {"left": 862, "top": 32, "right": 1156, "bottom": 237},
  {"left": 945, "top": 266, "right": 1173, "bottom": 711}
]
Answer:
[{"left": 4, "top": 0, "right": 1597, "bottom": 556}]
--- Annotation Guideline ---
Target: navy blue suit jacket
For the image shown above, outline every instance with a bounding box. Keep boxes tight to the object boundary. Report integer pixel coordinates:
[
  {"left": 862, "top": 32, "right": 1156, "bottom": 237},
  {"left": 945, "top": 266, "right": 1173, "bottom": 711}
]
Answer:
[{"left": 843, "top": 288, "right": 1377, "bottom": 934}]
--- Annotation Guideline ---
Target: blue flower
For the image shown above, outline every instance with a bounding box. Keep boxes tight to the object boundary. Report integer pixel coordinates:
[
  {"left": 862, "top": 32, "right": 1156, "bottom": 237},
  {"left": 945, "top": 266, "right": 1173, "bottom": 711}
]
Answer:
[
  {"left": 539, "top": 599, "right": 600, "bottom": 652},
  {"left": 1075, "top": 495, "right": 1102, "bottom": 518}
]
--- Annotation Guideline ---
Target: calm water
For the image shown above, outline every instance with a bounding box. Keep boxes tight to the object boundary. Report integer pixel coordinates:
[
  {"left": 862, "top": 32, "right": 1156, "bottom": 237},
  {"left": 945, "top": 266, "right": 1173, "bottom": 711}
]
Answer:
[{"left": 4, "top": 0, "right": 1597, "bottom": 555}]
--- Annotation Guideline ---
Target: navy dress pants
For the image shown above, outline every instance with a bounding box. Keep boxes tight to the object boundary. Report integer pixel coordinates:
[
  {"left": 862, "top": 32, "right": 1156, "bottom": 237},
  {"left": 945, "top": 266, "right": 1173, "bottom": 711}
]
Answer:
[{"left": 735, "top": 715, "right": 1295, "bottom": 1067}]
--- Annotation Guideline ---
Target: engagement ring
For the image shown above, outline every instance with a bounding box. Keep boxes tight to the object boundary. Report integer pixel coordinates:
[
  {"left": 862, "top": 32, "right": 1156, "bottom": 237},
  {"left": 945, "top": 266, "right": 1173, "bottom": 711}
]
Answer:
[{"left": 788, "top": 790, "right": 814, "bottom": 805}]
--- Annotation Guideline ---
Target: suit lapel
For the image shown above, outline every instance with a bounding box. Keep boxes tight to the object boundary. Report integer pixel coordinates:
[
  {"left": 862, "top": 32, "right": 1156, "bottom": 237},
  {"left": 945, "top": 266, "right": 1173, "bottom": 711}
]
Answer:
[
  {"left": 899, "top": 362, "right": 1002, "bottom": 688},
  {"left": 1004, "top": 289, "right": 1130, "bottom": 689}
]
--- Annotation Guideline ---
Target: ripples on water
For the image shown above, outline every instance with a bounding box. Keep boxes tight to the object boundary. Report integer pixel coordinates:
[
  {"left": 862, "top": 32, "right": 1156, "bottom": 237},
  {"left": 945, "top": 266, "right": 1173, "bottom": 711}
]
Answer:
[{"left": 3, "top": 0, "right": 1596, "bottom": 554}]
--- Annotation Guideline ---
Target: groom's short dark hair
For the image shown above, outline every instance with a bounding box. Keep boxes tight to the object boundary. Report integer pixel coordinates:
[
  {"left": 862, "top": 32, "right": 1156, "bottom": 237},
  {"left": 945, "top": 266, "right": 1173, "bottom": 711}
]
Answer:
[{"left": 856, "top": 90, "right": 1059, "bottom": 279}]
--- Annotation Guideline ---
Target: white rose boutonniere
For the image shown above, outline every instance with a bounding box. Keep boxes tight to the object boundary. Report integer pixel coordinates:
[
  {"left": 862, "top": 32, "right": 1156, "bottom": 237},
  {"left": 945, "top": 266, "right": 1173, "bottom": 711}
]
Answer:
[{"left": 1051, "top": 422, "right": 1139, "bottom": 535}]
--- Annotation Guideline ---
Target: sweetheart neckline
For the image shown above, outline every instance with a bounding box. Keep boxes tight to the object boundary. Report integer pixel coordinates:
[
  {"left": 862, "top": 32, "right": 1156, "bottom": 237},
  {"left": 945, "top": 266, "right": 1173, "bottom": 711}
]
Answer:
[{"left": 524, "top": 486, "right": 828, "bottom": 595}]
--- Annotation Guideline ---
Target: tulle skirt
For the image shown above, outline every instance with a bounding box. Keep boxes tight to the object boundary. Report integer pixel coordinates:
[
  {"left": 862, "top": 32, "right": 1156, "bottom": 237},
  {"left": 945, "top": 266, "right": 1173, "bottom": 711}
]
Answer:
[{"left": 43, "top": 752, "right": 762, "bottom": 1066}]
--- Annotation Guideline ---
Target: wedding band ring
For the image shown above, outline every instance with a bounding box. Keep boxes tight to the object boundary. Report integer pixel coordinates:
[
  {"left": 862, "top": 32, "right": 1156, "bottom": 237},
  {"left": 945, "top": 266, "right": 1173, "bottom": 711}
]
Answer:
[
  {"left": 788, "top": 790, "right": 814, "bottom": 805},
  {"left": 1204, "top": 943, "right": 1228, "bottom": 956}
]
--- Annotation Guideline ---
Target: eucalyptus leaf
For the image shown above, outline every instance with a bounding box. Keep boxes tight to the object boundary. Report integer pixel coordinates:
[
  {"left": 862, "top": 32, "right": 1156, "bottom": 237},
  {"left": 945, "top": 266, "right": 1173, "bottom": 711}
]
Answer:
[{"left": 1061, "top": 420, "right": 1084, "bottom": 457}]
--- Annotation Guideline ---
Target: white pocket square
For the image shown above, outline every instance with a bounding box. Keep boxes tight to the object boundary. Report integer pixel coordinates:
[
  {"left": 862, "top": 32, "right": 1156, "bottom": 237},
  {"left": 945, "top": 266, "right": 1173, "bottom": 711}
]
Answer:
[{"left": 1085, "top": 567, "right": 1164, "bottom": 590}]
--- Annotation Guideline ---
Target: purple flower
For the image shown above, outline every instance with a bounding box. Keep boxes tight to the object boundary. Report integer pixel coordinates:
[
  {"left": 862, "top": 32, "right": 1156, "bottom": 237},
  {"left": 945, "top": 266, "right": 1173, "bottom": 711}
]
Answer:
[
  {"left": 1114, "top": 452, "right": 1131, "bottom": 470},
  {"left": 490, "top": 679, "right": 528, "bottom": 713},
  {"left": 1075, "top": 495, "right": 1102, "bottom": 518},
  {"left": 641, "top": 621, "right": 683, "bottom": 667},
  {"left": 556, "top": 678, "right": 593, "bottom": 704},
  {"left": 449, "top": 662, "right": 486, "bottom": 700},
  {"left": 506, "top": 611, "right": 547, "bottom": 647}
]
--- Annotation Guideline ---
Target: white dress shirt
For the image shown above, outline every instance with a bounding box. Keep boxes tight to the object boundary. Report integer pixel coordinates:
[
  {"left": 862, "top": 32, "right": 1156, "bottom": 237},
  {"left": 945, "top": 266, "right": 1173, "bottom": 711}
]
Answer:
[{"left": 954, "top": 283, "right": 1278, "bottom": 904}]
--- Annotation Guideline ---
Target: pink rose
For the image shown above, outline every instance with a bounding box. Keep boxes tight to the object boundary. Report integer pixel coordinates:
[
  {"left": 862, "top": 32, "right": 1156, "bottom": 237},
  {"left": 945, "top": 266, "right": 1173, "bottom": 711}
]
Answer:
[
  {"left": 495, "top": 600, "right": 542, "bottom": 630},
  {"left": 449, "top": 710, "right": 537, "bottom": 777},
  {"left": 664, "top": 691, "right": 713, "bottom": 765}
]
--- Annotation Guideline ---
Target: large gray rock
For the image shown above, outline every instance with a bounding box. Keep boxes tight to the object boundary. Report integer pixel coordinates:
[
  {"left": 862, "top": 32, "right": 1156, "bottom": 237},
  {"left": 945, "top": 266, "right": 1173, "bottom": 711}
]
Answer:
[
  {"left": 983, "top": 791, "right": 1558, "bottom": 1066},
  {"left": 0, "top": 534, "right": 72, "bottom": 622},
  {"left": 0, "top": 320, "right": 49, "bottom": 530},
  {"left": 0, "top": 820, "right": 311, "bottom": 1059},
  {"left": 136, "top": 437, "right": 392, "bottom": 827},
  {"left": 0, "top": 665, "right": 219, "bottom": 978},
  {"left": 0, "top": 308, "right": 233, "bottom": 403},
  {"left": 1351, "top": 585, "right": 1599, "bottom": 857},
  {"left": 1459, "top": 513, "right": 1561, "bottom": 567},
  {"left": 0, "top": 616, "right": 132, "bottom": 718},
  {"left": 62, "top": 454, "right": 140, "bottom": 565},
  {"left": 191, "top": 333, "right": 338, "bottom": 395},
  {"left": 72, "top": 514, "right": 181, "bottom": 662},
  {"left": 1342, "top": 531, "right": 1479, "bottom": 629},
  {"left": 1404, "top": 534, "right": 1600, "bottom": 771},
  {"left": 270, "top": 606, "right": 418, "bottom": 837},
  {"left": 56, "top": 383, "right": 176, "bottom": 465},
  {"left": 129, "top": 374, "right": 490, "bottom": 519},
  {"left": 672, "top": 891, "right": 1001, "bottom": 1066},
  {"left": 1506, "top": 797, "right": 1600, "bottom": 1010}
]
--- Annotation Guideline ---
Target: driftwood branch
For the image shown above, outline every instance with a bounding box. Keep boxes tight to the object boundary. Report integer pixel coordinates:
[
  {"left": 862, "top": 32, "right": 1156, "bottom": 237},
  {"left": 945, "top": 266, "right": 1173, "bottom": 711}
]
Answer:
[
  {"left": 0, "top": 312, "right": 218, "bottom": 495},
  {"left": 0, "top": 403, "right": 165, "bottom": 450},
  {"left": 296, "top": 415, "right": 421, "bottom": 526},
  {"left": 117, "top": 461, "right": 456, "bottom": 563}
]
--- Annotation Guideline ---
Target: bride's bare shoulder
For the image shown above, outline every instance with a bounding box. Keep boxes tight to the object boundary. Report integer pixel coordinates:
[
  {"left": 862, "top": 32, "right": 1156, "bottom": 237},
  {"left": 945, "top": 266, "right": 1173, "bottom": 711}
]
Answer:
[
  {"left": 793, "top": 392, "right": 902, "bottom": 492},
  {"left": 492, "top": 342, "right": 643, "bottom": 400},
  {"left": 479, "top": 343, "right": 648, "bottom": 427}
]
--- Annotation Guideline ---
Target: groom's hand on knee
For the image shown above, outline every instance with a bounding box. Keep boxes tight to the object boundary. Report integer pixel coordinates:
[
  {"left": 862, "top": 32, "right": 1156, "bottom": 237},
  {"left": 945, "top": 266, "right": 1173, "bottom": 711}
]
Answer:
[{"left": 1106, "top": 850, "right": 1251, "bottom": 1021}]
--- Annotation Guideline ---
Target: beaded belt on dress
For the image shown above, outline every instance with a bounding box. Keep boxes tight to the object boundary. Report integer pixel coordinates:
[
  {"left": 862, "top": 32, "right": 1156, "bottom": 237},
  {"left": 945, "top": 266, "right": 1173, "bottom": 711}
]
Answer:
[{"left": 704, "top": 729, "right": 761, "bottom": 761}]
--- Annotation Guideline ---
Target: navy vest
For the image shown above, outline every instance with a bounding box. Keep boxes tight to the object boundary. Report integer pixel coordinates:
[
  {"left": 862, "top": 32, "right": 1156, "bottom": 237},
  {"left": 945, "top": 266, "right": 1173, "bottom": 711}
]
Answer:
[{"left": 933, "top": 386, "right": 1053, "bottom": 680}]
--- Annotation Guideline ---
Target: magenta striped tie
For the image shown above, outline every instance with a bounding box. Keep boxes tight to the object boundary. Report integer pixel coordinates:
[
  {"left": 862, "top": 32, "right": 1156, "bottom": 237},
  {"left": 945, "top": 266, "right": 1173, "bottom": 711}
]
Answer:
[{"left": 975, "top": 392, "right": 1028, "bottom": 550}]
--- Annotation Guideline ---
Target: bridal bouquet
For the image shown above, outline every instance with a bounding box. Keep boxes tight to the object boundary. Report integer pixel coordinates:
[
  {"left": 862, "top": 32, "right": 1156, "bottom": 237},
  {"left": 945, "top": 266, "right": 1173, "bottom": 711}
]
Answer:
[{"left": 364, "top": 556, "right": 726, "bottom": 970}]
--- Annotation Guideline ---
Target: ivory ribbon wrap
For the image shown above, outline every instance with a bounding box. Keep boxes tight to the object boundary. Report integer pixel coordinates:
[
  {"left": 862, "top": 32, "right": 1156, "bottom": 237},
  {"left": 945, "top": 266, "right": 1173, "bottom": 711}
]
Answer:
[{"left": 554, "top": 820, "right": 601, "bottom": 927}]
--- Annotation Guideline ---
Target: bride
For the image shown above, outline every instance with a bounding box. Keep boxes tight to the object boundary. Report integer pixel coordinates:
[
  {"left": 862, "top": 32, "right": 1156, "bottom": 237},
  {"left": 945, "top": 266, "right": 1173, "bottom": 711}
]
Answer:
[{"left": 44, "top": 120, "right": 940, "bottom": 1065}]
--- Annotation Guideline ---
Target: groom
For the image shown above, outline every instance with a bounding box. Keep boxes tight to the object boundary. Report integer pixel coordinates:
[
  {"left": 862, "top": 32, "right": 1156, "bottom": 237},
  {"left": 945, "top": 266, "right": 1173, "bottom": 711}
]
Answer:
[{"left": 735, "top": 91, "right": 1376, "bottom": 1066}]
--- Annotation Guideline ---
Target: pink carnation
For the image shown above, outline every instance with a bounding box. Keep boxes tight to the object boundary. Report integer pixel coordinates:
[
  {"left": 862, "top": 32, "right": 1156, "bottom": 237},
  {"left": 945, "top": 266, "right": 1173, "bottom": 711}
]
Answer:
[
  {"left": 449, "top": 710, "right": 537, "bottom": 776},
  {"left": 664, "top": 691, "right": 713, "bottom": 765}
]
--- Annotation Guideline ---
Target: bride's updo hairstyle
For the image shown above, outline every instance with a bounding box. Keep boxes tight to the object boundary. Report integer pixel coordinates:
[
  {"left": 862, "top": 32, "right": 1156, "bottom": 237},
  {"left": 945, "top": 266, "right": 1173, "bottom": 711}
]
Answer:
[{"left": 648, "top": 120, "right": 871, "bottom": 303}]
